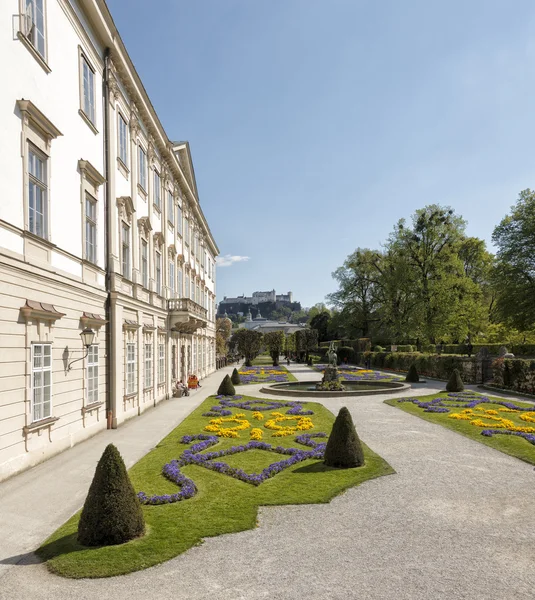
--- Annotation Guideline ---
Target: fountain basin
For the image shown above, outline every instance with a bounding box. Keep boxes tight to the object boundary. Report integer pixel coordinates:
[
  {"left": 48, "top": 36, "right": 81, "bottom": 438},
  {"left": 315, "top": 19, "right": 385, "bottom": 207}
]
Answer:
[{"left": 260, "top": 380, "right": 411, "bottom": 398}]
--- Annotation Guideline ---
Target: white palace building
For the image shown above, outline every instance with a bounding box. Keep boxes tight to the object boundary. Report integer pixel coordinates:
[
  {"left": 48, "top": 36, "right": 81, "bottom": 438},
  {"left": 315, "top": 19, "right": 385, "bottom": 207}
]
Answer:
[{"left": 0, "top": 0, "right": 219, "bottom": 481}]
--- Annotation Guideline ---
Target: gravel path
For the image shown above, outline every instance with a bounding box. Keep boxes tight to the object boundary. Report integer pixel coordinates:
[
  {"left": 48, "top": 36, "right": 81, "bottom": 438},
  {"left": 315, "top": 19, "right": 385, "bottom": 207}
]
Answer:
[{"left": 1, "top": 363, "right": 534, "bottom": 600}]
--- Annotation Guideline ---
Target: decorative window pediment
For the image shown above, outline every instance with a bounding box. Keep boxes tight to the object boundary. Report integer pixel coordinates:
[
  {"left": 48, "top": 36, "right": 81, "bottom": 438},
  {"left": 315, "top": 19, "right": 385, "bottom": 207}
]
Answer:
[
  {"left": 123, "top": 319, "right": 140, "bottom": 331},
  {"left": 78, "top": 160, "right": 105, "bottom": 188},
  {"left": 20, "top": 299, "right": 65, "bottom": 323},
  {"left": 168, "top": 244, "right": 177, "bottom": 258},
  {"left": 153, "top": 231, "right": 164, "bottom": 249},
  {"left": 117, "top": 196, "right": 135, "bottom": 223},
  {"left": 138, "top": 216, "right": 152, "bottom": 238},
  {"left": 80, "top": 312, "right": 107, "bottom": 329},
  {"left": 17, "top": 99, "right": 62, "bottom": 148}
]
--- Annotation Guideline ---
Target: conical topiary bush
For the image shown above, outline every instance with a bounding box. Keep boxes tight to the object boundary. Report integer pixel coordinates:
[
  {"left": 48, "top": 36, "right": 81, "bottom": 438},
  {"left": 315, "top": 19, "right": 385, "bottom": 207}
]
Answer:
[
  {"left": 324, "top": 407, "right": 365, "bottom": 468},
  {"left": 231, "top": 367, "right": 241, "bottom": 385},
  {"left": 405, "top": 363, "right": 420, "bottom": 383},
  {"left": 217, "top": 374, "right": 236, "bottom": 396},
  {"left": 446, "top": 368, "right": 464, "bottom": 392},
  {"left": 77, "top": 444, "right": 145, "bottom": 547}
]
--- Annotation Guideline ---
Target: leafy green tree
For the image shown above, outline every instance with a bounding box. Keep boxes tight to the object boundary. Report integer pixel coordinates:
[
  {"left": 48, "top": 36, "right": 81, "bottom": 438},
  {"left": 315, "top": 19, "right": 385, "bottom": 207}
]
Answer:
[
  {"left": 324, "top": 407, "right": 364, "bottom": 468},
  {"left": 78, "top": 444, "right": 145, "bottom": 547},
  {"left": 309, "top": 310, "right": 331, "bottom": 342},
  {"left": 492, "top": 189, "right": 535, "bottom": 330},
  {"left": 264, "top": 331, "right": 285, "bottom": 365},
  {"left": 216, "top": 317, "right": 232, "bottom": 357},
  {"left": 232, "top": 329, "right": 263, "bottom": 367}
]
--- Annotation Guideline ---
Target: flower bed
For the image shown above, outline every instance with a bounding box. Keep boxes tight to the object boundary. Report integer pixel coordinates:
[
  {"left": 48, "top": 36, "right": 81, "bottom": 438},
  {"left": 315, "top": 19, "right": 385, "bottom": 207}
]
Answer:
[
  {"left": 386, "top": 391, "right": 535, "bottom": 464},
  {"left": 313, "top": 364, "right": 403, "bottom": 382},
  {"left": 238, "top": 365, "right": 296, "bottom": 384}
]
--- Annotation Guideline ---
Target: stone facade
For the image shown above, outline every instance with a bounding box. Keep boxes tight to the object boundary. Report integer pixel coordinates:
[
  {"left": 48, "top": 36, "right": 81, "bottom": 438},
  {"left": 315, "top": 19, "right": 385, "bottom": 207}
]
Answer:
[{"left": 0, "top": 0, "right": 218, "bottom": 481}]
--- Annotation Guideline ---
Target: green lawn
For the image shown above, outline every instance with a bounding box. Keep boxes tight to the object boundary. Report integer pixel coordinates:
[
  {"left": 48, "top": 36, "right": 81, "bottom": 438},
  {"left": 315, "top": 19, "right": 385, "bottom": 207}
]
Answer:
[
  {"left": 38, "top": 395, "right": 393, "bottom": 579},
  {"left": 385, "top": 392, "right": 535, "bottom": 465},
  {"left": 251, "top": 354, "right": 276, "bottom": 366}
]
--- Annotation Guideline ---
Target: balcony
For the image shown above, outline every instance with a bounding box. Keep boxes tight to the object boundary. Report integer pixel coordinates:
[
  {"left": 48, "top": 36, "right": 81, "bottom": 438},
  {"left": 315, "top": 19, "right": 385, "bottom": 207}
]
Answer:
[{"left": 168, "top": 297, "right": 207, "bottom": 333}]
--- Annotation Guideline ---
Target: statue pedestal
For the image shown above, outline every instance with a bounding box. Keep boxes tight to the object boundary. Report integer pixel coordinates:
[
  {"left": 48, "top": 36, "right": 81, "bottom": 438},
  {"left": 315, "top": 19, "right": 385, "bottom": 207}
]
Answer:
[{"left": 323, "top": 366, "right": 340, "bottom": 382}]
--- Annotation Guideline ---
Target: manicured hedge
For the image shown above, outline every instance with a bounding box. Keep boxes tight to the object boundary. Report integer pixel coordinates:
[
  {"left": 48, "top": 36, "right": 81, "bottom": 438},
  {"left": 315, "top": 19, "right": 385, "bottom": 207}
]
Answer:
[
  {"left": 337, "top": 346, "right": 356, "bottom": 364},
  {"left": 360, "top": 351, "right": 468, "bottom": 381},
  {"left": 440, "top": 343, "right": 535, "bottom": 356},
  {"left": 492, "top": 358, "right": 535, "bottom": 394}
]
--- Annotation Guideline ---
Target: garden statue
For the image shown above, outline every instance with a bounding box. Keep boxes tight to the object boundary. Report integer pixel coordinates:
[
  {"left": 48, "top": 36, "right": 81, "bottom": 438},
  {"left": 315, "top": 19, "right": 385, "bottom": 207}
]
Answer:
[{"left": 327, "top": 341, "right": 338, "bottom": 367}]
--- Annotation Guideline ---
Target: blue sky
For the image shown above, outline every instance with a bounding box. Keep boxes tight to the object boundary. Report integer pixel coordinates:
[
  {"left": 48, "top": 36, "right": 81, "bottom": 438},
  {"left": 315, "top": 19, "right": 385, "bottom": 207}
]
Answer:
[{"left": 107, "top": 0, "right": 535, "bottom": 308}]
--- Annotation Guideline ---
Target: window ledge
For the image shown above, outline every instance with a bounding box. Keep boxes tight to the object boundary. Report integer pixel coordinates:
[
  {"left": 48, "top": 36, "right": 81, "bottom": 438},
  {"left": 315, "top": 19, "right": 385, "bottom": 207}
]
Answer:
[
  {"left": 167, "top": 220, "right": 175, "bottom": 229},
  {"left": 82, "top": 401, "right": 104, "bottom": 414},
  {"left": 23, "top": 416, "right": 59, "bottom": 435},
  {"left": 23, "top": 230, "right": 56, "bottom": 249},
  {"left": 117, "top": 157, "right": 130, "bottom": 179},
  {"left": 123, "top": 393, "right": 137, "bottom": 401},
  {"left": 137, "top": 183, "right": 147, "bottom": 198},
  {"left": 153, "top": 204, "right": 161, "bottom": 214},
  {"left": 17, "top": 32, "right": 51, "bottom": 73},
  {"left": 78, "top": 109, "right": 98, "bottom": 135},
  {"left": 143, "top": 386, "right": 153, "bottom": 392}
]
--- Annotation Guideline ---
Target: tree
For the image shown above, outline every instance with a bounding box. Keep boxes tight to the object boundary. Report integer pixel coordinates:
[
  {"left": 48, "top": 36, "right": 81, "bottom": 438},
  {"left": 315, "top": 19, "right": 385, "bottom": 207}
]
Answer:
[
  {"left": 264, "top": 331, "right": 285, "bottom": 366},
  {"left": 217, "top": 374, "right": 236, "bottom": 396},
  {"left": 78, "top": 444, "right": 145, "bottom": 547},
  {"left": 232, "top": 329, "right": 263, "bottom": 367},
  {"left": 446, "top": 369, "right": 464, "bottom": 392},
  {"left": 324, "top": 407, "right": 364, "bottom": 468},
  {"left": 405, "top": 364, "right": 420, "bottom": 383},
  {"left": 231, "top": 367, "right": 241, "bottom": 385},
  {"left": 492, "top": 189, "right": 535, "bottom": 330},
  {"left": 216, "top": 317, "right": 232, "bottom": 357},
  {"left": 309, "top": 310, "right": 331, "bottom": 342},
  {"left": 294, "top": 329, "right": 318, "bottom": 362}
]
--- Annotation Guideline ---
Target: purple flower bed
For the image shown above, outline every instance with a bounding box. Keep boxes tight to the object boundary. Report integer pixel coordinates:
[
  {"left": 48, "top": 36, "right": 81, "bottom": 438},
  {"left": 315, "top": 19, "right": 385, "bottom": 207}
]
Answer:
[
  {"left": 238, "top": 366, "right": 292, "bottom": 384},
  {"left": 213, "top": 395, "right": 314, "bottom": 416},
  {"left": 313, "top": 364, "right": 402, "bottom": 382},
  {"left": 481, "top": 429, "right": 535, "bottom": 445},
  {"left": 137, "top": 430, "right": 328, "bottom": 503}
]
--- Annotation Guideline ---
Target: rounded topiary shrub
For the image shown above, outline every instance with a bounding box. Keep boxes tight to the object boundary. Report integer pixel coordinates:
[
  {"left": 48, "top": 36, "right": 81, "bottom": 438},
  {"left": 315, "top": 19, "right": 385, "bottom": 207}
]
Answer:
[
  {"left": 405, "top": 363, "right": 420, "bottom": 383},
  {"left": 217, "top": 374, "right": 236, "bottom": 396},
  {"left": 446, "top": 368, "right": 464, "bottom": 392},
  {"left": 231, "top": 367, "right": 241, "bottom": 385},
  {"left": 77, "top": 444, "right": 145, "bottom": 547},
  {"left": 324, "top": 407, "right": 365, "bottom": 469}
]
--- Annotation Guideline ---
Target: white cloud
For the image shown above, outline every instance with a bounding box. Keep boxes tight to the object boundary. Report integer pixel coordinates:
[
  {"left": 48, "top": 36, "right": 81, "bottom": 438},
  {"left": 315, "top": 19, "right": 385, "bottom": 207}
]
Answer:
[{"left": 216, "top": 254, "right": 250, "bottom": 267}]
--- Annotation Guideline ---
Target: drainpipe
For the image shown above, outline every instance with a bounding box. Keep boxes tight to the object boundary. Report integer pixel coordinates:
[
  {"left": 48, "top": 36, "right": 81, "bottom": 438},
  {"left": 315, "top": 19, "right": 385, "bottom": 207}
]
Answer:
[{"left": 103, "top": 48, "right": 115, "bottom": 428}]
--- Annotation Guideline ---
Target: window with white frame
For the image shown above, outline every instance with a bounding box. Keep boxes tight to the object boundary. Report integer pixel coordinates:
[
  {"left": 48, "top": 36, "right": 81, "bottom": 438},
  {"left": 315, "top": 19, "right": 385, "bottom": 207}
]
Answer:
[
  {"left": 184, "top": 218, "right": 189, "bottom": 244},
  {"left": 177, "top": 204, "right": 182, "bottom": 236},
  {"left": 155, "top": 250, "right": 162, "bottom": 295},
  {"left": 138, "top": 145, "right": 147, "bottom": 190},
  {"left": 153, "top": 170, "right": 161, "bottom": 210},
  {"left": 191, "top": 277, "right": 195, "bottom": 301},
  {"left": 121, "top": 222, "right": 130, "bottom": 278},
  {"left": 28, "top": 145, "right": 48, "bottom": 239},
  {"left": 85, "top": 193, "right": 97, "bottom": 263},
  {"left": 32, "top": 343, "right": 51, "bottom": 421},
  {"left": 185, "top": 276, "right": 189, "bottom": 298},
  {"left": 178, "top": 268, "right": 183, "bottom": 297},
  {"left": 141, "top": 239, "right": 148, "bottom": 288},
  {"left": 167, "top": 190, "right": 174, "bottom": 225},
  {"left": 87, "top": 344, "right": 98, "bottom": 404},
  {"left": 118, "top": 113, "right": 128, "bottom": 165},
  {"left": 81, "top": 54, "right": 96, "bottom": 125},
  {"left": 158, "top": 341, "right": 165, "bottom": 385},
  {"left": 126, "top": 342, "right": 136, "bottom": 394},
  {"left": 144, "top": 341, "right": 153, "bottom": 389},
  {"left": 21, "top": 0, "right": 46, "bottom": 60},
  {"left": 169, "top": 261, "right": 175, "bottom": 297}
]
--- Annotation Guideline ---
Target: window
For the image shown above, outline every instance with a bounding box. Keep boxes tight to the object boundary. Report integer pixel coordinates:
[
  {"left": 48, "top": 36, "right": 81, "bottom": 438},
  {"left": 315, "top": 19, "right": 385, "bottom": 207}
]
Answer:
[
  {"left": 190, "top": 277, "right": 195, "bottom": 301},
  {"left": 169, "top": 261, "right": 175, "bottom": 297},
  {"left": 177, "top": 204, "right": 182, "bottom": 236},
  {"left": 158, "top": 342, "right": 165, "bottom": 385},
  {"left": 118, "top": 114, "right": 128, "bottom": 165},
  {"left": 178, "top": 268, "right": 183, "bottom": 297},
  {"left": 85, "top": 193, "right": 97, "bottom": 263},
  {"left": 144, "top": 342, "right": 153, "bottom": 389},
  {"left": 184, "top": 218, "right": 189, "bottom": 243},
  {"left": 138, "top": 146, "right": 147, "bottom": 190},
  {"left": 28, "top": 146, "right": 48, "bottom": 239},
  {"left": 141, "top": 239, "right": 148, "bottom": 288},
  {"left": 185, "top": 276, "right": 190, "bottom": 298},
  {"left": 155, "top": 250, "right": 162, "bottom": 295},
  {"left": 87, "top": 345, "right": 98, "bottom": 404},
  {"left": 121, "top": 222, "right": 130, "bottom": 278},
  {"left": 126, "top": 342, "right": 136, "bottom": 395},
  {"left": 153, "top": 170, "right": 161, "bottom": 210},
  {"left": 167, "top": 190, "right": 174, "bottom": 225},
  {"left": 81, "top": 55, "right": 95, "bottom": 125},
  {"left": 32, "top": 343, "right": 51, "bottom": 421},
  {"left": 21, "top": 0, "right": 46, "bottom": 59}
]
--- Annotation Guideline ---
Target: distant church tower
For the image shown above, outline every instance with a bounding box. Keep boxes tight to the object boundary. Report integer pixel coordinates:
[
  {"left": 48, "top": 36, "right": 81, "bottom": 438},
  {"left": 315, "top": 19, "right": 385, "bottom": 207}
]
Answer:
[{"left": 246, "top": 309, "right": 252, "bottom": 322}]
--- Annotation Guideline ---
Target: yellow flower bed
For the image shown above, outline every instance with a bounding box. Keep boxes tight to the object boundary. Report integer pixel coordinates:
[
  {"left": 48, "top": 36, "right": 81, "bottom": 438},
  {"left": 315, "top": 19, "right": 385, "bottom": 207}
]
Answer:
[
  {"left": 252, "top": 411, "right": 264, "bottom": 421},
  {"left": 449, "top": 408, "right": 535, "bottom": 434},
  {"left": 264, "top": 412, "right": 314, "bottom": 437},
  {"left": 204, "top": 416, "right": 251, "bottom": 438},
  {"left": 250, "top": 428, "right": 263, "bottom": 440}
]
